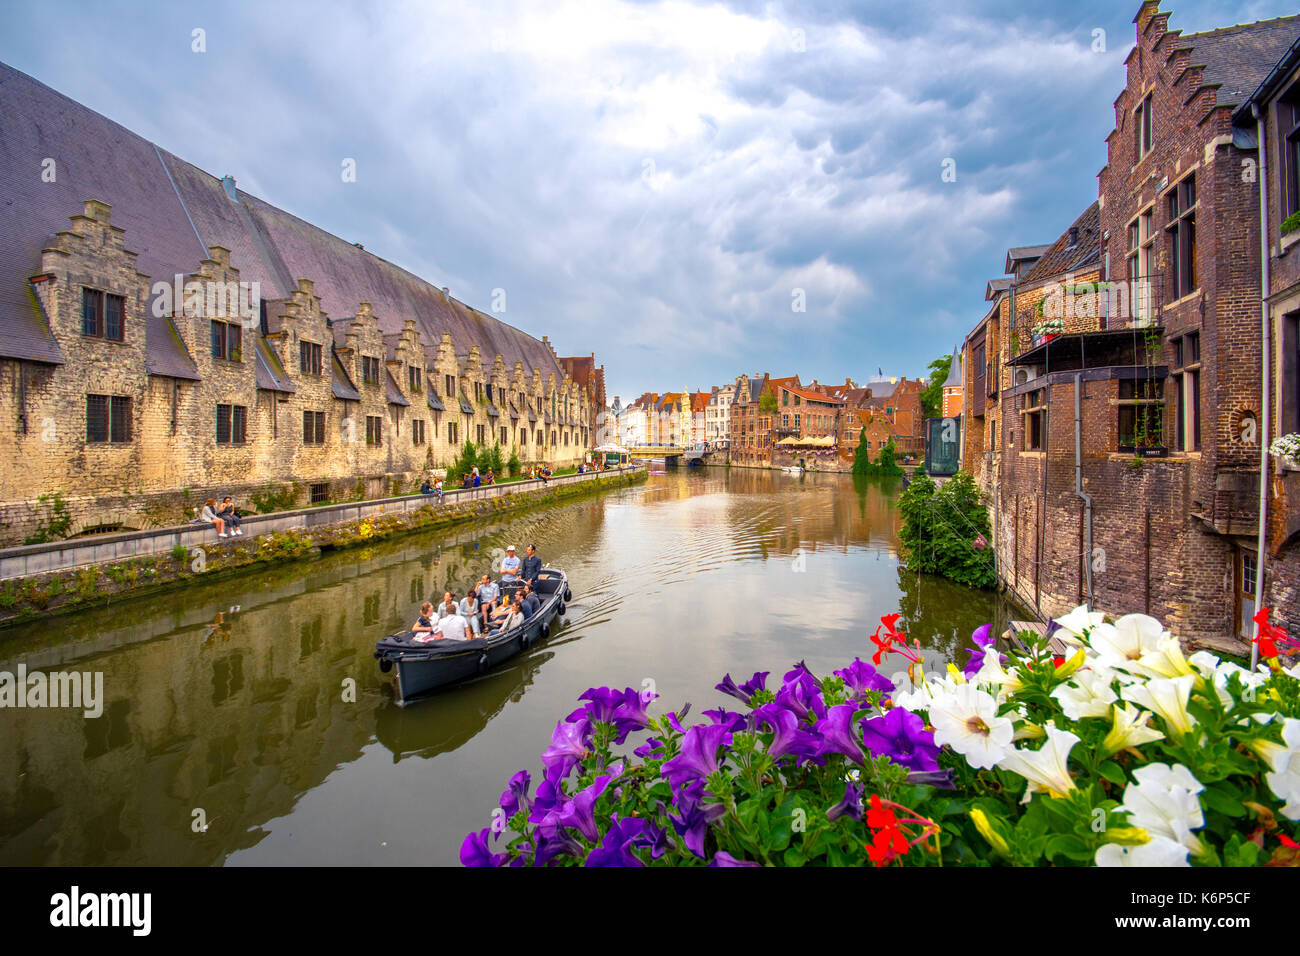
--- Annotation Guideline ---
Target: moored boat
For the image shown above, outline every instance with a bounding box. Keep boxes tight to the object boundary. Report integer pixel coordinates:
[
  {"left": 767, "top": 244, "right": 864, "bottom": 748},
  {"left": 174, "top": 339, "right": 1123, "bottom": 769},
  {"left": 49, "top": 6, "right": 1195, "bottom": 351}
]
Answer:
[{"left": 374, "top": 568, "right": 572, "bottom": 705}]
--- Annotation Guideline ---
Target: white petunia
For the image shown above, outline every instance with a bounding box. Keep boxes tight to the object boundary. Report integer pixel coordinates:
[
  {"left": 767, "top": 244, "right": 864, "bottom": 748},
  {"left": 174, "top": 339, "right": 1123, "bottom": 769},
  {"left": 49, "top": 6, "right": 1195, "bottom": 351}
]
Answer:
[
  {"left": 1052, "top": 605, "right": 1106, "bottom": 646},
  {"left": 928, "top": 683, "right": 1015, "bottom": 770},
  {"left": 1051, "top": 667, "right": 1118, "bottom": 720},
  {"left": 1116, "top": 763, "right": 1206, "bottom": 856},
  {"left": 998, "top": 725, "right": 1080, "bottom": 803},
  {"left": 1095, "top": 836, "right": 1191, "bottom": 867},
  {"left": 1121, "top": 674, "right": 1198, "bottom": 739},
  {"left": 1100, "top": 702, "right": 1165, "bottom": 757},
  {"left": 1090, "top": 614, "right": 1174, "bottom": 673},
  {"left": 1262, "top": 717, "right": 1300, "bottom": 821}
]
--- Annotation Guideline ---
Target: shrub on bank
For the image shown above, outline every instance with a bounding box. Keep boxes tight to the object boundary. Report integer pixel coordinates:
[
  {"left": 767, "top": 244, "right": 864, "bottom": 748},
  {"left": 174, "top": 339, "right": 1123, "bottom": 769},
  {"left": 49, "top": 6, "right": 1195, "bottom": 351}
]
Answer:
[
  {"left": 462, "top": 608, "right": 1300, "bottom": 867},
  {"left": 898, "top": 472, "right": 994, "bottom": 589}
]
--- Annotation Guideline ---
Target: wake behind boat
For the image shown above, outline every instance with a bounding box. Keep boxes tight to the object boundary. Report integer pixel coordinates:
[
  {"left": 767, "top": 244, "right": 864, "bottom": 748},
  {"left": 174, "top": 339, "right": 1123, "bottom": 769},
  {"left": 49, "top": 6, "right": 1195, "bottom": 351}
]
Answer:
[{"left": 374, "top": 568, "right": 572, "bottom": 705}]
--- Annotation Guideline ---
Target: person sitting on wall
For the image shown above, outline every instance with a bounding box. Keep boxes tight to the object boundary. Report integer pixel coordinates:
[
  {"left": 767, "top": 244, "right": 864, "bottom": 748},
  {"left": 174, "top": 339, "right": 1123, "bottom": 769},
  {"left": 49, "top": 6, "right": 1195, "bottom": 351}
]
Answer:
[
  {"left": 421, "top": 478, "right": 434, "bottom": 495},
  {"left": 218, "top": 496, "right": 244, "bottom": 535},
  {"left": 201, "top": 499, "right": 229, "bottom": 538},
  {"left": 485, "top": 470, "right": 495, "bottom": 485},
  {"left": 461, "top": 473, "right": 473, "bottom": 489},
  {"left": 433, "top": 477, "right": 444, "bottom": 499},
  {"left": 472, "top": 472, "right": 482, "bottom": 488}
]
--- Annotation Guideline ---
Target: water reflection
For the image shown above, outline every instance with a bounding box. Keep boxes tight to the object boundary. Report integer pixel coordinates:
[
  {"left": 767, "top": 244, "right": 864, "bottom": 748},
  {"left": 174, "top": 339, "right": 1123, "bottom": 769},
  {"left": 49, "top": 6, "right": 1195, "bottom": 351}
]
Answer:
[{"left": 0, "top": 468, "right": 1020, "bottom": 866}]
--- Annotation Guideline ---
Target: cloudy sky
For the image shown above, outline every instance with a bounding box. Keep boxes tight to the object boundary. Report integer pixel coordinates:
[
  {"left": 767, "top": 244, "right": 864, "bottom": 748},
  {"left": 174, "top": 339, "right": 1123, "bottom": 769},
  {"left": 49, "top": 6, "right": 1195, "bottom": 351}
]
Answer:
[{"left": 0, "top": 0, "right": 1292, "bottom": 400}]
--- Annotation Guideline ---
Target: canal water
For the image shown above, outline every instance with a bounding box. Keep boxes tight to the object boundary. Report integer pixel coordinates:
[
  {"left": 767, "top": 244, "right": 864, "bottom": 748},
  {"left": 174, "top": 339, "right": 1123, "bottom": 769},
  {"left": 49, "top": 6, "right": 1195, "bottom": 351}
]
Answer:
[{"left": 0, "top": 468, "right": 1018, "bottom": 866}]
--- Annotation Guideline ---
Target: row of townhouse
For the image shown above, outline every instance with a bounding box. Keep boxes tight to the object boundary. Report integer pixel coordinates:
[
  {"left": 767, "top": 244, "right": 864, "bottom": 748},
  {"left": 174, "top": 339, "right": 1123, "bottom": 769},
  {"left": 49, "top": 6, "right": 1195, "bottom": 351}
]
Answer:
[
  {"left": 957, "top": 2, "right": 1300, "bottom": 650},
  {"left": 0, "top": 62, "right": 601, "bottom": 546},
  {"left": 615, "top": 371, "right": 922, "bottom": 468}
]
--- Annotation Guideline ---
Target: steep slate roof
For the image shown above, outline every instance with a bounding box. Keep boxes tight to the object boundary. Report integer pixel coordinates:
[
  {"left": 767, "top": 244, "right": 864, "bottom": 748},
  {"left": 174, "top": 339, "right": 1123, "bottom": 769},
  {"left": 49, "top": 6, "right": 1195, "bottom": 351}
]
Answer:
[
  {"left": 985, "top": 277, "right": 1012, "bottom": 301},
  {"left": 0, "top": 60, "right": 567, "bottom": 383},
  {"left": 1005, "top": 244, "right": 1052, "bottom": 272},
  {"left": 254, "top": 334, "right": 295, "bottom": 393},
  {"left": 385, "top": 370, "right": 409, "bottom": 407},
  {"left": 941, "top": 348, "right": 963, "bottom": 389},
  {"left": 0, "top": 62, "right": 199, "bottom": 373},
  {"left": 1176, "top": 16, "right": 1300, "bottom": 111},
  {"left": 864, "top": 379, "right": 899, "bottom": 399},
  {"left": 1233, "top": 27, "right": 1300, "bottom": 121},
  {"left": 1021, "top": 201, "right": 1102, "bottom": 284}
]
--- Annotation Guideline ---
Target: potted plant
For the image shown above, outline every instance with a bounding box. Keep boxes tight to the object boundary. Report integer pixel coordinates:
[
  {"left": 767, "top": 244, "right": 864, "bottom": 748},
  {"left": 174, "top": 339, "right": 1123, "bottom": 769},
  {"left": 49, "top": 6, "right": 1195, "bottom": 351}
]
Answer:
[
  {"left": 1270, "top": 433, "right": 1300, "bottom": 470},
  {"left": 1030, "top": 318, "right": 1063, "bottom": 346}
]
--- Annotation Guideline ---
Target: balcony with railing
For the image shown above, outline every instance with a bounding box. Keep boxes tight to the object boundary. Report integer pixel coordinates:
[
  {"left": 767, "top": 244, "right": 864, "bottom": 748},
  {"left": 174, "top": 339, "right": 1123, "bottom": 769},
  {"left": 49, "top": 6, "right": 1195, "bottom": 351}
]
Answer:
[{"left": 1007, "top": 275, "right": 1165, "bottom": 372}]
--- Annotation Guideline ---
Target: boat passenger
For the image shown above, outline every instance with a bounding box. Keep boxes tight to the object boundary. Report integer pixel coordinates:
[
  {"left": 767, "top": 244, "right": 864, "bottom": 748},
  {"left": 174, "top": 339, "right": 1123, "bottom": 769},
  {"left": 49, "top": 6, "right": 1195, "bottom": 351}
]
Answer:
[
  {"left": 412, "top": 602, "right": 436, "bottom": 636},
  {"left": 435, "top": 592, "right": 457, "bottom": 619},
  {"left": 489, "top": 598, "right": 525, "bottom": 634},
  {"left": 459, "top": 586, "right": 482, "bottom": 637},
  {"left": 476, "top": 574, "right": 500, "bottom": 629},
  {"left": 521, "top": 544, "right": 542, "bottom": 586},
  {"left": 434, "top": 607, "right": 472, "bottom": 642},
  {"left": 500, "top": 545, "right": 522, "bottom": 587},
  {"left": 520, "top": 581, "right": 540, "bottom": 619}
]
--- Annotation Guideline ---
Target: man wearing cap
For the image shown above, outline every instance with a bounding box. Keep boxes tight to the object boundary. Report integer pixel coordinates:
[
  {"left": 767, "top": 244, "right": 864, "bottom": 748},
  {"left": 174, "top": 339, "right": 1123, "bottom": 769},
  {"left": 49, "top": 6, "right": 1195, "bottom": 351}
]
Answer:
[{"left": 500, "top": 544, "right": 523, "bottom": 599}]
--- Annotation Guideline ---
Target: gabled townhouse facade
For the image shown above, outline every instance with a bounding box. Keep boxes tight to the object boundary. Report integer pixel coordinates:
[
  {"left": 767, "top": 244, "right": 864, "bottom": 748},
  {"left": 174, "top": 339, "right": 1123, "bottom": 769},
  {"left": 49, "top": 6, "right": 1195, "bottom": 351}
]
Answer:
[
  {"left": 0, "top": 62, "right": 596, "bottom": 544},
  {"left": 964, "top": 4, "right": 1300, "bottom": 648}
]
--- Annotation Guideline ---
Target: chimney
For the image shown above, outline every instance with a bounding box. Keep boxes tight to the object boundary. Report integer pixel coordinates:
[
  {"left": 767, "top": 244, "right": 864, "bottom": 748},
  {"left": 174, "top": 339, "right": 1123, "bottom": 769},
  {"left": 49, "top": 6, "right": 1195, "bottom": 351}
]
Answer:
[
  {"left": 221, "top": 175, "right": 238, "bottom": 202},
  {"left": 441, "top": 287, "right": 450, "bottom": 301}
]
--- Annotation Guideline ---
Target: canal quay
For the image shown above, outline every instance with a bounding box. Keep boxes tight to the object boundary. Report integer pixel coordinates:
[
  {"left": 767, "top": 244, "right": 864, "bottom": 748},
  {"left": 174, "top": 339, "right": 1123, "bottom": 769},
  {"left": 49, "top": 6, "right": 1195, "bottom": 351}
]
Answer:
[{"left": 0, "top": 469, "right": 1017, "bottom": 866}]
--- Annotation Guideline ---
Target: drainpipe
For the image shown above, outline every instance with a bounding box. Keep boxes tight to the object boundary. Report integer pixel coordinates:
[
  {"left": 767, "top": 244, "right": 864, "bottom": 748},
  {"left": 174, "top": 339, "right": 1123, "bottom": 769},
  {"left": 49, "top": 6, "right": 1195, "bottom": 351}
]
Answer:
[
  {"left": 1251, "top": 104, "right": 1272, "bottom": 670},
  {"left": 1075, "top": 373, "right": 1094, "bottom": 607}
]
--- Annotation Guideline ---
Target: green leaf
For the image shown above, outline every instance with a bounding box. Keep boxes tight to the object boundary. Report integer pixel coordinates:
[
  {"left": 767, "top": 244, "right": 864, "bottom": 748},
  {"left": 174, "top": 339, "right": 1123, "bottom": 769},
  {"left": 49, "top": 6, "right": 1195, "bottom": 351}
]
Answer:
[{"left": 1098, "top": 762, "right": 1128, "bottom": 786}]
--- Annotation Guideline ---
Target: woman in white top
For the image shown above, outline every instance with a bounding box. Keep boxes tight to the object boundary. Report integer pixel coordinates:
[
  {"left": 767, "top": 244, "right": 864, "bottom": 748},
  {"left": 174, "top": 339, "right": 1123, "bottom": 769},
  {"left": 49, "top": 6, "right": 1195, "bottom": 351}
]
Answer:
[
  {"left": 201, "top": 499, "right": 229, "bottom": 538},
  {"left": 459, "top": 586, "right": 482, "bottom": 636}
]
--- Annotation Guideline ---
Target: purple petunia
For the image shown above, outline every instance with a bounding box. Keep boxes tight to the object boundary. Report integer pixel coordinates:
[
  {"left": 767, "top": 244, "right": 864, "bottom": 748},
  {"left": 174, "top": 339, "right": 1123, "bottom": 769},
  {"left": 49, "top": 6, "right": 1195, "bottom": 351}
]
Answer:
[
  {"left": 814, "top": 703, "right": 866, "bottom": 764},
  {"left": 668, "top": 780, "right": 728, "bottom": 858},
  {"left": 961, "top": 624, "right": 1007, "bottom": 679},
  {"left": 539, "top": 717, "right": 591, "bottom": 784},
  {"left": 499, "top": 769, "right": 531, "bottom": 817},
  {"left": 533, "top": 824, "right": 584, "bottom": 867},
  {"left": 709, "top": 850, "right": 761, "bottom": 867},
  {"left": 546, "top": 772, "right": 617, "bottom": 842},
  {"left": 702, "top": 707, "right": 750, "bottom": 733},
  {"left": 753, "top": 705, "right": 821, "bottom": 762},
  {"left": 716, "top": 671, "right": 770, "bottom": 706},
  {"left": 460, "top": 827, "right": 507, "bottom": 867},
  {"left": 661, "top": 722, "right": 732, "bottom": 790},
  {"left": 859, "top": 706, "right": 940, "bottom": 773},
  {"left": 834, "top": 658, "right": 894, "bottom": 701},
  {"left": 827, "top": 780, "right": 864, "bottom": 821}
]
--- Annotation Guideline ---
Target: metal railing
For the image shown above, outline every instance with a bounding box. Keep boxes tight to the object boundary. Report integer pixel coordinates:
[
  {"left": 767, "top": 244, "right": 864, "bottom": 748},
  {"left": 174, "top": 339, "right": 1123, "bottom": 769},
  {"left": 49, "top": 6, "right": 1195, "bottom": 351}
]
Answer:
[{"left": 1009, "top": 275, "right": 1165, "bottom": 359}]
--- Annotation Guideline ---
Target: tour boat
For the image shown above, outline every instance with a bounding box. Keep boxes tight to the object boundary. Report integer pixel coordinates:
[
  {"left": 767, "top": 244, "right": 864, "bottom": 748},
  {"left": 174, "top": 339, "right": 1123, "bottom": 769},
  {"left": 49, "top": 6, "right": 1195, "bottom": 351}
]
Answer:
[
  {"left": 373, "top": 568, "right": 572, "bottom": 704},
  {"left": 782, "top": 465, "right": 805, "bottom": 475}
]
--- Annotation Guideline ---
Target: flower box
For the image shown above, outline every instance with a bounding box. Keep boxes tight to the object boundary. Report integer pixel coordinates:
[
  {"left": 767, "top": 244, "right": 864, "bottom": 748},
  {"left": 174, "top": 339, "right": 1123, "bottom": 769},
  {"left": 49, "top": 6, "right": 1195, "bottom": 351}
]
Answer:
[{"left": 1033, "top": 332, "right": 1057, "bottom": 347}]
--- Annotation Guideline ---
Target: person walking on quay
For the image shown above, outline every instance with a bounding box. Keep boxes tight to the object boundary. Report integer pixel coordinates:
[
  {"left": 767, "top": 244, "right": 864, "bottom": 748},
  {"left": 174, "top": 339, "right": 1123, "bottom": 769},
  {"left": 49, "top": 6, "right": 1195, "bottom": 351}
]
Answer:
[{"left": 201, "top": 498, "right": 229, "bottom": 538}]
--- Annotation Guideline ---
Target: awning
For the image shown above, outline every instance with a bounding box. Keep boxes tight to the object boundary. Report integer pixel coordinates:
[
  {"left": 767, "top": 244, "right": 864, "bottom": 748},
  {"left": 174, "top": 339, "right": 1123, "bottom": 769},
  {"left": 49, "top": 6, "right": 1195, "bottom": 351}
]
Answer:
[
  {"left": 776, "top": 435, "right": 835, "bottom": 447},
  {"left": 594, "top": 443, "right": 629, "bottom": 454}
]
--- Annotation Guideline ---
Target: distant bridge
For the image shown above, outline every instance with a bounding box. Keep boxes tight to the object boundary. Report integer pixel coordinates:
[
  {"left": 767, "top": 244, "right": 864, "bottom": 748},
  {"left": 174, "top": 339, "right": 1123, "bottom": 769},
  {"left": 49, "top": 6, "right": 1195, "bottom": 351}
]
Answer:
[{"left": 626, "top": 443, "right": 723, "bottom": 465}]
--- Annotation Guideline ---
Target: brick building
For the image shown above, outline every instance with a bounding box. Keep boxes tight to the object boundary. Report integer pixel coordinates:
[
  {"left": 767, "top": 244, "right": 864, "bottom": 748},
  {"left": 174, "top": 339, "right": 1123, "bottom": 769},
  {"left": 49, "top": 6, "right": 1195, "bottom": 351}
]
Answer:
[
  {"left": 0, "top": 62, "right": 597, "bottom": 544},
  {"left": 1236, "top": 35, "right": 1300, "bottom": 633},
  {"left": 729, "top": 374, "right": 772, "bottom": 465},
  {"left": 964, "top": 4, "right": 1300, "bottom": 648}
]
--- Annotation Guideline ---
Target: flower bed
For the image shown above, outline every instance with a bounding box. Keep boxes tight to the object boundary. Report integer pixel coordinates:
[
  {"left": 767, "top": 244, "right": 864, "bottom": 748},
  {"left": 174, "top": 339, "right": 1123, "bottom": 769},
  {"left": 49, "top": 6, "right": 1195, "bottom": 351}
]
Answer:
[{"left": 463, "top": 609, "right": 1300, "bottom": 867}]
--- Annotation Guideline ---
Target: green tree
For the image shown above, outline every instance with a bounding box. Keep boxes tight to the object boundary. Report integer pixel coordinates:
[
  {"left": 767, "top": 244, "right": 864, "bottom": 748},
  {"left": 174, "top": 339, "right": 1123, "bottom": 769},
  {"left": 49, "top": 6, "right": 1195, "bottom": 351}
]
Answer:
[
  {"left": 453, "top": 440, "right": 478, "bottom": 480},
  {"left": 852, "top": 428, "right": 871, "bottom": 476},
  {"left": 875, "top": 439, "right": 903, "bottom": 476},
  {"left": 507, "top": 449, "right": 522, "bottom": 477},
  {"left": 486, "top": 442, "right": 505, "bottom": 474},
  {"left": 758, "top": 392, "right": 778, "bottom": 414},
  {"left": 921, "top": 353, "right": 952, "bottom": 419}
]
